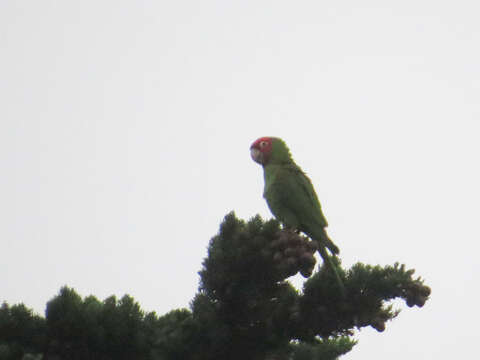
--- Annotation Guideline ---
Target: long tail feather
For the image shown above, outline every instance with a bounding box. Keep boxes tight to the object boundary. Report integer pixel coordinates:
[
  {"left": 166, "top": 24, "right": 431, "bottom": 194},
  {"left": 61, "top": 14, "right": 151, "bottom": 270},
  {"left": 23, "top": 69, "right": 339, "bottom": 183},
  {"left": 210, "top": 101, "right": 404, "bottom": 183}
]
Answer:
[
  {"left": 318, "top": 228, "right": 340, "bottom": 255},
  {"left": 317, "top": 242, "right": 346, "bottom": 298}
]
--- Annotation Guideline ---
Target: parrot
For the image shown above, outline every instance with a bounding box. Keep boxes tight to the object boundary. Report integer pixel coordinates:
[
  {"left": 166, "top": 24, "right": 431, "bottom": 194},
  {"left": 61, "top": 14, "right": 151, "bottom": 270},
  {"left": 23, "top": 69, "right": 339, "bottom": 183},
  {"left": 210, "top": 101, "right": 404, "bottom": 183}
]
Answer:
[{"left": 250, "top": 136, "right": 344, "bottom": 293}]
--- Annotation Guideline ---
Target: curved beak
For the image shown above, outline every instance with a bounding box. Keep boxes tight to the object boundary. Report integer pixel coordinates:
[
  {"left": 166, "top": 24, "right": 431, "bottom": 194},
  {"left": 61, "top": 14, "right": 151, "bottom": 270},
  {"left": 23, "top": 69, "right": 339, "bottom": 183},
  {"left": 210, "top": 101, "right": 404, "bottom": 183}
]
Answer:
[{"left": 250, "top": 147, "right": 262, "bottom": 164}]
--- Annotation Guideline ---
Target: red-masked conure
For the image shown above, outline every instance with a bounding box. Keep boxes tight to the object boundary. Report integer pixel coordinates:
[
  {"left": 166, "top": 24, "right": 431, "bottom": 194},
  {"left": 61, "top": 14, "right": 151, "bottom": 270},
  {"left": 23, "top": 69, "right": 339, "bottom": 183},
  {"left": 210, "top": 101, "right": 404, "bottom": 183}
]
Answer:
[{"left": 250, "top": 137, "right": 344, "bottom": 292}]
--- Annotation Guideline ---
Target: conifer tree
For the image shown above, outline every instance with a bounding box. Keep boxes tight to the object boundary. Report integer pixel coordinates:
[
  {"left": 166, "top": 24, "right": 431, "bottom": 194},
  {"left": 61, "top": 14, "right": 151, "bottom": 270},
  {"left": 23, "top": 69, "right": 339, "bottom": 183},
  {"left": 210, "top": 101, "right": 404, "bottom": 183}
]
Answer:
[
  {"left": 153, "top": 212, "right": 431, "bottom": 360},
  {"left": 0, "top": 212, "right": 430, "bottom": 360}
]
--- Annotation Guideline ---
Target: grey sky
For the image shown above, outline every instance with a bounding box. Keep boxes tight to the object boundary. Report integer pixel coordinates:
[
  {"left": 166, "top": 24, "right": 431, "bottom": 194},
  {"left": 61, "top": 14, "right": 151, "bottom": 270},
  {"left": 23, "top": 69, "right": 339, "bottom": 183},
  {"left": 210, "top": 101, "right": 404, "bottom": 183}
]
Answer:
[{"left": 1, "top": 1, "right": 479, "bottom": 358}]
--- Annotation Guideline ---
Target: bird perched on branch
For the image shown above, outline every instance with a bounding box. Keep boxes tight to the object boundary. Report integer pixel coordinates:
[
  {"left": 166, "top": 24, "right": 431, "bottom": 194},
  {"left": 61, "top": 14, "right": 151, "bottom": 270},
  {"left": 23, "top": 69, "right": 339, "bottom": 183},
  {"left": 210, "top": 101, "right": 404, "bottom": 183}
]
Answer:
[{"left": 250, "top": 136, "right": 344, "bottom": 294}]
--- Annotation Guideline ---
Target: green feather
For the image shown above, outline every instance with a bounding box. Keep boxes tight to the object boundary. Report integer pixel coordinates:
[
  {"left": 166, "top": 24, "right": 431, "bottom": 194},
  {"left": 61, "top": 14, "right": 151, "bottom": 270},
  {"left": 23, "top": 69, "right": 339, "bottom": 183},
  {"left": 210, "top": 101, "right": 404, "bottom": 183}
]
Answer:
[
  {"left": 263, "top": 138, "right": 337, "bottom": 254},
  {"left": 260, "top": 138, "right": 345, "bottom": 295}
]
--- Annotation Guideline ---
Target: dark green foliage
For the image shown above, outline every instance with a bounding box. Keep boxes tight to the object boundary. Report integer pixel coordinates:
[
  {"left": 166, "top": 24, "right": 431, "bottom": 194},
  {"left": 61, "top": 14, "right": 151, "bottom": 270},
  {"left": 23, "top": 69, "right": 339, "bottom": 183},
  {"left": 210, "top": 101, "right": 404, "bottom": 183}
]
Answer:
[
  {"left": 0, "top": 302, "right": 45, "bottom": 359},
  {"left": 196, "top": 213, "right": 299, "bottom": 359},
  {"left": 152, "top": 308, "right": 198, "bottom": 360},
  {"left": 194, "top": 212, "right": 431, "bottom": 358},
  {"left": 42, "top": 287, "right": 155, "bottom": 360},
  {"left": 297, "top": 260, "right": 430, "bottom": 339},
  {"left": 0, "top": 212, "right": 431, "bottom": 360},
  {"left": 290, "top": 338, "right": 356, "bottom": 360}
]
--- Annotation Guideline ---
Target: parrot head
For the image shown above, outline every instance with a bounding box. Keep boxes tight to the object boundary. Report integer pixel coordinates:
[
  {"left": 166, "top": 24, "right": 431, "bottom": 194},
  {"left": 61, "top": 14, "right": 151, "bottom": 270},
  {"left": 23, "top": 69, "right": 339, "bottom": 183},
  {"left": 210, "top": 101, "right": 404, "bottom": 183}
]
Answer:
[{"left": 250, "top": 137, "right": 292, "bottom": 166}]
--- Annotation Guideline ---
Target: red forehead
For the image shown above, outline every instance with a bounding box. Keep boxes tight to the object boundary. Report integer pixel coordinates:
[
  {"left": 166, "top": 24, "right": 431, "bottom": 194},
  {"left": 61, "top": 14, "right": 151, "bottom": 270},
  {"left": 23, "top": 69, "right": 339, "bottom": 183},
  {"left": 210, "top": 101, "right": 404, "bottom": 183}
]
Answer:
[{"left": 251, "top": 137, "right": 272, "bottom": 147}]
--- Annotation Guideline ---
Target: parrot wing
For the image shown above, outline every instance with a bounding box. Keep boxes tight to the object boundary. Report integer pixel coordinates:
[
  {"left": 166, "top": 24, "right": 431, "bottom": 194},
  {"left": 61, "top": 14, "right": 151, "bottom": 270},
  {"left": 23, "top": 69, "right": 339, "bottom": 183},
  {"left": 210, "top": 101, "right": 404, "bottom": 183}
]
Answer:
[
  {"left": 264, "top": 163, "right": 328, "bottom": 232},
  {"left": 264, "top": 162, "right": 343, "bottom": 294}
]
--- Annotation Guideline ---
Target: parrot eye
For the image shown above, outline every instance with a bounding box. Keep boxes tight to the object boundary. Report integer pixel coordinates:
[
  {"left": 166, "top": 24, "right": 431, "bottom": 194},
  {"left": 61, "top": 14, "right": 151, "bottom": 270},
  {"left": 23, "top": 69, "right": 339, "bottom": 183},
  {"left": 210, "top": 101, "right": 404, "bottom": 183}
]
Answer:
[{"left": 260, "top": 141, "right": 268, "bottom": 148}]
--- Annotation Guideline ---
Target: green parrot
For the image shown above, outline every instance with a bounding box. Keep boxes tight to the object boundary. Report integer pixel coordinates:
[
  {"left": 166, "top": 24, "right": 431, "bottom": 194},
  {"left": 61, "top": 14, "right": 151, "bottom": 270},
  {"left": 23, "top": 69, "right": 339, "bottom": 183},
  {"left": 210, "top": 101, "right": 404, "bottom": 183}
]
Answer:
[{"left": 250, "top": 136, "right": 344, "bottom": 292}]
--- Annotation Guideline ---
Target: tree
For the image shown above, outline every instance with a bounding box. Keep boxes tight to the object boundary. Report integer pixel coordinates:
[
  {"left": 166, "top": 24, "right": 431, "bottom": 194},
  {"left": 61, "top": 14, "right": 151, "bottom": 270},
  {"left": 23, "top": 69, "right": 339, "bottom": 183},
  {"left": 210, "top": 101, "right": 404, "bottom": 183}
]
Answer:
[
  {"left": 42, "top": 288, "right": 154, "bottom": 360},
  {"left": 0, "top": 302, "right": 45, "bottom": 359},
  {"left": 0, "top": 212, "right": 430, "bottom": 359},
  {"left": 153, "top": 212, "right": 430, "bottom": 360}
]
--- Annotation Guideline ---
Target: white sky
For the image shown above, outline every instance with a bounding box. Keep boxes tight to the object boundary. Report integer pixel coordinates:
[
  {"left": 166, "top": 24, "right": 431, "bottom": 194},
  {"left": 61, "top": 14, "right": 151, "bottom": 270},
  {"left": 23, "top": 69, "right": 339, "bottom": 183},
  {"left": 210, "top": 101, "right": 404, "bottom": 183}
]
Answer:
[{"left": 1, "top": 1, "right": 479, "bottom": 358}]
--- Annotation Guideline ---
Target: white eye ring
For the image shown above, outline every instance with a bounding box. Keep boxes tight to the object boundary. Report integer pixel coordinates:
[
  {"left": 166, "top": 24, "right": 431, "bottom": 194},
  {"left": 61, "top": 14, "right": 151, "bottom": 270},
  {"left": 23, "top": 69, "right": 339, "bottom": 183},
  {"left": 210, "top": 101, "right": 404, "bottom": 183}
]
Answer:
[{"left": 260, "top": 141, "right": 268, "bottom": 148}]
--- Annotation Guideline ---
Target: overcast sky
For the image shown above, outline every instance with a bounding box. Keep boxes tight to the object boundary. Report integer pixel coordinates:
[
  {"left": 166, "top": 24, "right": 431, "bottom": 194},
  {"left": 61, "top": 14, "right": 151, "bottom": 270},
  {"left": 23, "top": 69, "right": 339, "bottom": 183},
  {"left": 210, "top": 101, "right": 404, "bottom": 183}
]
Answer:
[{"left": 1, "top": 1, "right": 479, "bottom": 358}]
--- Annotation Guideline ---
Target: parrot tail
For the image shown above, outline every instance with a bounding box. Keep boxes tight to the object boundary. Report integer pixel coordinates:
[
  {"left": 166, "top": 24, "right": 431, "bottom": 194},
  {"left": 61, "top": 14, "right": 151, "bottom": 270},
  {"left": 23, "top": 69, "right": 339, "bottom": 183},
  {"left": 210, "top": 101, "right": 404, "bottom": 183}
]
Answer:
[
  {"left": 317, "top": 245, "right": 346, "bottom": 298},
  {"left": 317, "top": 228, "right": 340, "bottom": 255}
]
